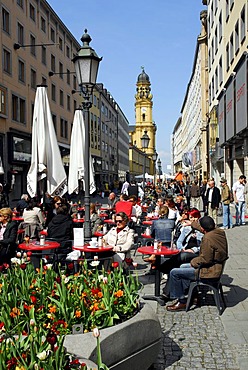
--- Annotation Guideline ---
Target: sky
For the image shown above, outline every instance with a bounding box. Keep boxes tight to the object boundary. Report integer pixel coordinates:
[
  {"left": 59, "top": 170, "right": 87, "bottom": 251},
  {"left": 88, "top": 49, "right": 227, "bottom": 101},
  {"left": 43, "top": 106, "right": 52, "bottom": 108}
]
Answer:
[{"left": 48, "top": 0, "right": 206, "bottom": 174}]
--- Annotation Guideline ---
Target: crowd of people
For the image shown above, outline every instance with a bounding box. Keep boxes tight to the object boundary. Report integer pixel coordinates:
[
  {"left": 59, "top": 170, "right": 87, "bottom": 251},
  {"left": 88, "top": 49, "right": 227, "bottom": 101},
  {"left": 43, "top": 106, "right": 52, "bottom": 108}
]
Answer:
[{"left": 0, "top": 172, "right": 247, "bottom": 312}]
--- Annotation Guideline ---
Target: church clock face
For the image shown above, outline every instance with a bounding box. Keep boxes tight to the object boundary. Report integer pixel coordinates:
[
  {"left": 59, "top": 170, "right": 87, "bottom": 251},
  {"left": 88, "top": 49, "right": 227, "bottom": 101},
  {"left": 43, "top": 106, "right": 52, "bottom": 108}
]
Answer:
[{"left": 141, "top": 107, "right": 147, "bottom": 113}]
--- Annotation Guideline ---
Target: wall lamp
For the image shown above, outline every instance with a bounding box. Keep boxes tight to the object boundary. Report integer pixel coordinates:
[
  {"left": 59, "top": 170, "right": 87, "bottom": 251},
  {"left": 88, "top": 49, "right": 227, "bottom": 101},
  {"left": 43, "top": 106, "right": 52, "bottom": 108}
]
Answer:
[{"left": 14, "top": 42, "right": 58, "bottom": 50}]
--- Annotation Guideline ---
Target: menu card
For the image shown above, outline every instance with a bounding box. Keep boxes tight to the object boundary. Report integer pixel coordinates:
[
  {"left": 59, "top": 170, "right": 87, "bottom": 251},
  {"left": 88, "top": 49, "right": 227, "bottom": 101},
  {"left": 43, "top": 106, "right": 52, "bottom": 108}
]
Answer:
[{"left": 73, "top": 227, "right": 84, "bottom": 246}]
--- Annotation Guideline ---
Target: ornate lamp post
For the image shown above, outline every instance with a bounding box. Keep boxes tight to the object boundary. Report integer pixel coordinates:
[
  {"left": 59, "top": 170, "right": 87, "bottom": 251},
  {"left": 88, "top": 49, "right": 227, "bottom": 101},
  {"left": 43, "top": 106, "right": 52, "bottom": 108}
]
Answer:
[
  {"left": 157, "top": 158, "right": 162, "bottom": 183},
  {"left": 73, "top": 29, "right": 102, "bottom": 242},
  {"left": 141, "top": 131, "right": 150, "bottom": 190},
  {"left": 152, "top": 152, "right": 158, "bottom": 185}
]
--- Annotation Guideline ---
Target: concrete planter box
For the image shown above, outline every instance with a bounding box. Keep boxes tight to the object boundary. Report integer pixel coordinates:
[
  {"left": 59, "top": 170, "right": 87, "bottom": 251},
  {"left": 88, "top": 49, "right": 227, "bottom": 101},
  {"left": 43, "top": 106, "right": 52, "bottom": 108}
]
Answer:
[{"left": 65, "top": 302, "right": 162, "bottom": 370}]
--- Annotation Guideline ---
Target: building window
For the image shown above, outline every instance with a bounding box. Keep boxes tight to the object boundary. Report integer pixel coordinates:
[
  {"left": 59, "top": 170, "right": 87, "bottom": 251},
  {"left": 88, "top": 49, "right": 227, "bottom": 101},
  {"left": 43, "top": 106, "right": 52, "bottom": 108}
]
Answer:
[
  {"left": 41, "top": 46, "right": 46, "bottom": 65},
  {"left": 235, "top": 20, "right": 239, "bottom": 55},
  {"left": 230, "top": 0, "right": 234, "bottom": 10},
  {"left": 12, "top": 94, "right": 26, "bottom": 123},
  {"left": 29, "top": 3, "right": 36, "bottom": 22},
  {"left": 241, "top": 6, "right": 245, "bottom": 43},
  {"left": 59, "top": 90, "right": 64, "bottom": 107},
  {"left": 66, "top": 69, "right": 70, "bottom": 85},
  {"left": 52, "top": 114, "right": 57, "bottom": 133},
  {"left": 230, "top": 33, "right": 234, "bottom": 63},
  {"left": 226, "top": 43, "right": 229, "bottom": 70},
  {"left": 0, "top": 86, "right": 7, "bottom": 116},
  {"left": 219, "top": 57, "right": 223, "bottom": 85},
  {"left": 59, "top": 62, "right": 63, "bottom": 79},
  {"left": 18, "top": 59, "right": 25, "bottom": 83},
  {"left": 60, "top": 118, "right": 68, "bottom": 138},
  {"left": 219, "top": 12, "right": 222, "bottom": 42},
  {"left": 30, "top": 34, "right": 36, "bottom": 56},
  {"left": 30, "top": 68, "right": 36, "bottom": 89},
  {"left": 66, "top": 45, "right": 70, "bottom": 58},
  {"left": 41, "top": 16, "right": 46, "bottom": 33},
  {"left": 51, "top": 83, "right": 56, "bottom": 102},
  {"left": 226, "top": 0, "right": 229, "bottom": 21},
  {"left": 67, "top": 95, "right": 70, "bottom": 111},
  {"left": 51, "top": 54, "right": 55, "bottom": 72},
  {"left": 2, "top": 8, "right": 10, "bottom": 34},
  {"left": 211, "top": 38, "right": 214, "bottom": 64},
  {"left": 3, "top": 48, "right": 11, "bottom": 74},
  {"left": 214, "top": 26, "right": 218, "bottom": 54},
  {"left": 73, "top": 75, "right": 76, "bottom": 90},
  {"left": 59, "top": 37, "right": 63, "bottom": 51},
  {"left": 17, "top": 22, "right": 24, "bottom": 45},
  {"left": 50, "top": 27, "right": 55, "bottom": 42},
  {"left": 17, "top": 0, "right": 23, "bottom": 8}
]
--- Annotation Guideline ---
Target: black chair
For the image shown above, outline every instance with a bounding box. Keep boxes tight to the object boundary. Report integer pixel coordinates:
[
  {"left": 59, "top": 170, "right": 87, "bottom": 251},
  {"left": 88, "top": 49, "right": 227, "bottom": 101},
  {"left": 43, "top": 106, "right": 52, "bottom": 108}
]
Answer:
[{"left": 186, "top": 257, "right": 229, "bottom": 315}]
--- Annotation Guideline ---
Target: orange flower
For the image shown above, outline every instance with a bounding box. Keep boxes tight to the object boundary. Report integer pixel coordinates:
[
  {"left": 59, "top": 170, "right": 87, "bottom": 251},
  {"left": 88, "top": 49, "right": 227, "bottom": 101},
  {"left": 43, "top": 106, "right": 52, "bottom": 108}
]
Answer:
[
  {"left": 114, "top": 290, "right": 124, "bottom": 298},
  {"left": 97, "top": 291, "right": 103, "bottom": 298},
  {"left": 10, "top": 307, "right": 20, "bottom": 318},
  {"left": 75, "top": 310, "right": 81, "bottom": 318},
  {"left": 49, "top": 305, "right": 57, "bottom": 314},
  {"left": 90, "top": 302, "right": 99, "bottom": 311}
]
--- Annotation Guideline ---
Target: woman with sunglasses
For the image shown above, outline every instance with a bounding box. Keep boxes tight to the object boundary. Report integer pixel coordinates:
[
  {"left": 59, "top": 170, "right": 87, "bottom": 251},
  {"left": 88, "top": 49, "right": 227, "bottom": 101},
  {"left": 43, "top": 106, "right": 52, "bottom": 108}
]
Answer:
[
  {"left": 0, "top": 208, "right": 18, "bottom": 264},
  {"left": 103, "top": 211, "right": 134, "bottom": 265}
]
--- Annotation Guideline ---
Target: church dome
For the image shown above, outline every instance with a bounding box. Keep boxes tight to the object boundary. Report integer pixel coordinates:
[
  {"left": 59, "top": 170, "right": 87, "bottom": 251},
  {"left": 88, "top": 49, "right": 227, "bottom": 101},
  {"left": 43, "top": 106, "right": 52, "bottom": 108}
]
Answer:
[{"left": 137, "top": 67, "right": 150, "bottom": 83}]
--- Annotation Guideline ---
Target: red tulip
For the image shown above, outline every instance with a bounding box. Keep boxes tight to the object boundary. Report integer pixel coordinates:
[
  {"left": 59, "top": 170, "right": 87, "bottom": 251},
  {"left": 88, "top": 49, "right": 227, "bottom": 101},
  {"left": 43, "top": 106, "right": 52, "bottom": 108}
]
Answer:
[{"left": 112, "top": 262, "right": 119, "bottom": 268}]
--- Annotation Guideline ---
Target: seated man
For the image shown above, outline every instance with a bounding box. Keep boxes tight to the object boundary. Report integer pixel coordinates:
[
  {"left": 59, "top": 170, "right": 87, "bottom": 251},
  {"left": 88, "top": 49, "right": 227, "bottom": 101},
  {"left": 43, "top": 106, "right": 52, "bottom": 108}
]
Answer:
[
  {"left": 103, "top": 211, "right": 134, "bottom": 265},
  {"left": 166, "top": 216, "right": 228, "bottom": 311}
]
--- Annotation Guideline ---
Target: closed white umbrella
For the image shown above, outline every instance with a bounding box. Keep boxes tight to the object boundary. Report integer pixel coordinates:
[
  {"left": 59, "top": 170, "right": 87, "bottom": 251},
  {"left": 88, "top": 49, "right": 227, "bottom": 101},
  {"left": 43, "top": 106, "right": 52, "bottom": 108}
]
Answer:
[
  {"left": 0, "top": 156, "right": 4, "bottom": 175},
  {"left": 68, "top": 109, "right": 96, "bottom": 195},
  {"left": 27, "top": 86, "right": 67, "bottom": 198}
]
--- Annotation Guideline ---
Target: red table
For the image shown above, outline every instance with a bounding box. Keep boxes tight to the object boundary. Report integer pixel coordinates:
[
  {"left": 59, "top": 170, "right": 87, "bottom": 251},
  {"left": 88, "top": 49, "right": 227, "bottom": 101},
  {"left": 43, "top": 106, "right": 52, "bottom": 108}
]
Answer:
[
  {"left": 13, "top": 216, "right": 24, "bottom": 222},
  {"left": 94, "top": 231, "right": 105, "bottom": 237},
  {"left": 145, "top": 216, "right": 159, "bottom": 221},
  {"left": 138, "top": 246, "right": 179, "bottom": 305},
  {"left": 19, "top": 240, "right": 61, "bottom": 268},
  {"left": 104, "top": 219, "right": 116, "bottom": 225},
  {"left": 40, "top": 230, "right": 48, "bottom": 236},
  {"left": 73, "top": 219, "right": 85, "bottom": 223},
  {"left": 141, "top": 233, "right": 152, "bottom": 239},
  {"left": 100, "top": 207, "right": 113, "bottom": 211},
  {"left": 99, "top": 213, "right": 109, "bottom": 218},
  {"left": 73, "top": 245, "right": 113, "bottom": 253}
]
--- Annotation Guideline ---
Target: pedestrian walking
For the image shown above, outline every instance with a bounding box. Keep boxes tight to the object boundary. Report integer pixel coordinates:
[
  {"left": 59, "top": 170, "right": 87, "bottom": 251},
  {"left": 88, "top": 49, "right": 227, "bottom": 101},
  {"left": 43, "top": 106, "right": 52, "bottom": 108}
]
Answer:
[
  {"left": 233, "top": 175, "right": 246, "bottom": 226},
  {"left": 206, "top": 180, "right": 221, "bottom": 225},
  {"left": 220, "top": 177, "right": 233, "bottom": 229},
  {"left": 190, "top": 180, "right": 201, "bottom": 210}
]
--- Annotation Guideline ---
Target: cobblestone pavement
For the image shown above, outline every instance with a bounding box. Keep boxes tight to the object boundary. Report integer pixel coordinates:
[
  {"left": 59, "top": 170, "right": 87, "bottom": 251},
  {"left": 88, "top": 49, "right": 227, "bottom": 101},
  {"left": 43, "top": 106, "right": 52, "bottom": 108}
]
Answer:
[{"left": 134, "top": 221, "right": 248, "bottom": 370}]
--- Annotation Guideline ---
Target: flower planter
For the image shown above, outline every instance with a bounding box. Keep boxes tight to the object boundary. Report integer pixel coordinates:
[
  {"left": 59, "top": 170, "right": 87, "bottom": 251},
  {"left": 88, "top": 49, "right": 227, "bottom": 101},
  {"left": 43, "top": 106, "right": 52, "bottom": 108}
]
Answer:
[{"left": 65, "top": 302, "right": 162, "bottom": 370}]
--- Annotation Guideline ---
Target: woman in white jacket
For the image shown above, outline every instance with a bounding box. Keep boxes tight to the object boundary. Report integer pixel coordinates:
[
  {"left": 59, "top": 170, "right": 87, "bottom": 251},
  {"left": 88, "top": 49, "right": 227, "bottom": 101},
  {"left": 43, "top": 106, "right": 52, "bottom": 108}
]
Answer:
[{"left": 103, "top": 211, "right": 134, "bottom": 264}]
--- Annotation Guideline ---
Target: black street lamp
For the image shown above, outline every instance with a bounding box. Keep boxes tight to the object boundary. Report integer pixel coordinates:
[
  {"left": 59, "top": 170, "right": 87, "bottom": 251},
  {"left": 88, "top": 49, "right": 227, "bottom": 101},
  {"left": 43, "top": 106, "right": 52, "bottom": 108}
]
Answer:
[
  {"left": 152, "top": 152, "right": 158, "bottom": 185},
  {"left": 73, "top": 29, "right": 102, "bottom": 242},
  {"left": 157, "top": 158, "right": 162, "bottom": 183},
  {"left": 141, "top": 131, "right": 150, "bottom": 190}
]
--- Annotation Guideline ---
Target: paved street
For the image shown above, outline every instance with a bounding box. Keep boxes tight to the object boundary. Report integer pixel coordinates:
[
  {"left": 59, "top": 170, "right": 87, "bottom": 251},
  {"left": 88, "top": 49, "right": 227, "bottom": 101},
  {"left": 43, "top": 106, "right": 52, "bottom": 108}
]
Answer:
[{"left": 133, "top": 221, "right": 248, "bottom": 370}]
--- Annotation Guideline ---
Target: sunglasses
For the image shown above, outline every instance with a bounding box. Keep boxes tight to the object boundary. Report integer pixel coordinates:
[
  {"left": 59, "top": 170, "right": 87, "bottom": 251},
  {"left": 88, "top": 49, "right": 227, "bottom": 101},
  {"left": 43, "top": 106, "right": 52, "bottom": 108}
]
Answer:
[
  {"left": 116, "top": 219, "right": 123, "bottom": 223},
  {"left": 56, "top": 203, "right": 62, "bottom": 205}
]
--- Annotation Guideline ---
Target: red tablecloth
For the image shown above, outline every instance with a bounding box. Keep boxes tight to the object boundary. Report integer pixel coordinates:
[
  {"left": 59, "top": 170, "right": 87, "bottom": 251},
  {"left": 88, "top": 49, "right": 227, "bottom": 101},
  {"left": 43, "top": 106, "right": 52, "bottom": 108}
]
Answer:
[
  {"left": 94, "top": 232, "right": 105, "bottom": 237},
  {"left": 100, "top": 207, "right": 113, "bottom": 211},
  {"left": 145, "top": 216, "right": 159, "bottom": 220},
  {"left": 72, "top": 245, "right": 113, "bottom": 253},
  {"left": 138, "top": 246, "right": 179, "bottom": 256},
  {"left": 13, "top": 217, "right": 24, "bottom": 222},
  {"left": 19, "top": 241, "right": 60, "bottom": 251}
]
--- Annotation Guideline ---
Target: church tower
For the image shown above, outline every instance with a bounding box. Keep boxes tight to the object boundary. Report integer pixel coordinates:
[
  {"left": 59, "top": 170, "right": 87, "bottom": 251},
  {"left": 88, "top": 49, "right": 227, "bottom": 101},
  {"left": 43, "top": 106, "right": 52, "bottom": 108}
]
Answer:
[{"left": 131, "top": 67, "right": 156, "bottom": 160}]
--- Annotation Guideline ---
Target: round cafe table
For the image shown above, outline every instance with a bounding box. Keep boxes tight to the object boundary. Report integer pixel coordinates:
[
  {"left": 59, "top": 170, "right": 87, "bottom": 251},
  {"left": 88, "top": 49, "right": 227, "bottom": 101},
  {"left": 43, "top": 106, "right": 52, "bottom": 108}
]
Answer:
[
  {"left": 104, "top": 219, "right": 116, "bottom": 225},
  {"left": 12, "top": 216, "right": 24, "bottom": 222},
  {"left": 19, "top": 240, "right": 60, "bottom": 269},
  {"left": 73, "top": 245, "right": 113, "bottom": 253},
  {"left": 73, "top": 219, "right": 85, "bottom": 223},
  {"left": 142, "top": 220, "right": 153, "bottom": 226},
  {"left": 93, "top": 231, "right": 105, "bottom": 237},
  {"left": 138, "top": 245, "right": 179, "bottom": 305}
]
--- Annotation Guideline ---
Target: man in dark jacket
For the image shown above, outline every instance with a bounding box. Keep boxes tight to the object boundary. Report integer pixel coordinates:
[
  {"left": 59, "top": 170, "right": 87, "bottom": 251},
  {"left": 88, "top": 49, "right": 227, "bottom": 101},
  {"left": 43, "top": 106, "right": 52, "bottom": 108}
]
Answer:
[
  {"left": 47, "top": 204, "right": 73, "bottom": 242},
  {"left": 206, "top": 180, "right": 221, "bottom": 224},
  {"left": 166, "top": 216, "right": 228, "bottom": 311}
]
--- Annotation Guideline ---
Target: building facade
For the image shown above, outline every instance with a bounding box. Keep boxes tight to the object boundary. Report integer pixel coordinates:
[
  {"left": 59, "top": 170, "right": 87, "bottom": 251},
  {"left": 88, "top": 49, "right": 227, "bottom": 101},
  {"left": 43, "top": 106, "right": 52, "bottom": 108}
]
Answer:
[
  {"left": 172, "top": 10, "right": 209, "bottom": 182},
  {"left": 206, "top": 0, "right": 248, "bottom": 185},
  {"left": 0, "top": 0, "right": 129, "bottom": 201}
]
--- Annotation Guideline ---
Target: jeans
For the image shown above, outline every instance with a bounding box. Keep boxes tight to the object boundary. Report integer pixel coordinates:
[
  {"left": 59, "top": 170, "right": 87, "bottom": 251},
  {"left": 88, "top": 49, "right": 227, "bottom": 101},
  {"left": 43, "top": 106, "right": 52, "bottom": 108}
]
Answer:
[
  {"left": 169, "top": 267, "right": 196, "bottom": 303},
  {"left": 235, "top": 201, "right": 246, "bottom": 225},
  {"left": 222, "top": 203, "right": 232, "bottom": 228}
]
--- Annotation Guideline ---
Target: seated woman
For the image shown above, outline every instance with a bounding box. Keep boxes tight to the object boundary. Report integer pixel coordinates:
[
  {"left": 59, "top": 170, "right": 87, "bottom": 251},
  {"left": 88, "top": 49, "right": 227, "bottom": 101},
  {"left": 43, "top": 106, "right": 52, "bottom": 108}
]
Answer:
[
  {"left": 22, "top": 199, "right": 45, "bottom": 239},
  {"left": 158, "top": 208, "right": 203, "bottom": 300},
  {"left": 143, "top": 206, "right": 175, "bottom": 265},
  {"left": 90, "top": 203, "right": 103, "bottom": 236},
  {"left": 165, "top": 198, "right": 180, "bottom": 222},
  {"left": 103, "top": 211, "right": 134, "bottom": 265},
  {"left": 0, "top": 208, "right": 18, "bottom": 265}
]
